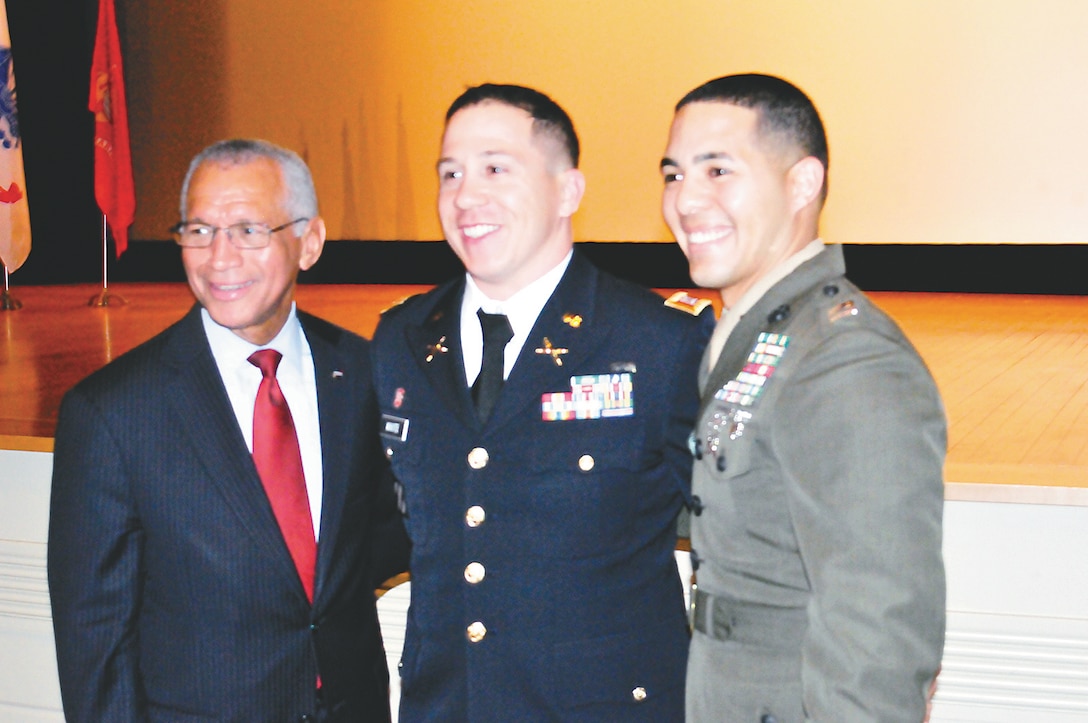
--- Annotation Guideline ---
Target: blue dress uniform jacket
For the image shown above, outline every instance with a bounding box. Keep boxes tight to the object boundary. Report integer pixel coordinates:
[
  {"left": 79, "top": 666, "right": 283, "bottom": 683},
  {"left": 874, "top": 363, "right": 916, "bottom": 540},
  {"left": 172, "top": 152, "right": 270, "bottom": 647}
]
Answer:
[
  {"left": 685, "top": 245, "right": 946, "bottom": 722},
  {"left": 48, "top": 306, "right": 409, "bottom": 723},
  {"left": 371, "top": 252, "right": 711, "bottom": 721}
]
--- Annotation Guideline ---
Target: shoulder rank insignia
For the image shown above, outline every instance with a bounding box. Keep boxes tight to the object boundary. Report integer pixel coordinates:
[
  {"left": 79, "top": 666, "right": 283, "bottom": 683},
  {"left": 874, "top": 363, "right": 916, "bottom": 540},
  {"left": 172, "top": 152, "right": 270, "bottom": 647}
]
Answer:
[
  {"left": 664, "top": 291, "right": 713, "bottom": 316},
  {"left": 379, "top": 293, "right": 419, "bottom": 315},
  {"left": 828, "top": 300, "right": 859, "bottom": 323}
]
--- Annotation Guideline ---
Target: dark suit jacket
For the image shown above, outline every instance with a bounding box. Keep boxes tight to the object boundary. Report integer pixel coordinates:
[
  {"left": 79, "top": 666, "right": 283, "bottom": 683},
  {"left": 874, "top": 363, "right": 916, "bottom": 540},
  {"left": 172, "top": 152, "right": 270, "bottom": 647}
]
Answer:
[
  {"left": 48, "top": 306, "right": 409, "bottom": 722},
  {"left": 687, "top": 245, "right": 946, "bottom": 722},
  {"left": 371, "top": 252, "right": 711, "bottom": 721}
]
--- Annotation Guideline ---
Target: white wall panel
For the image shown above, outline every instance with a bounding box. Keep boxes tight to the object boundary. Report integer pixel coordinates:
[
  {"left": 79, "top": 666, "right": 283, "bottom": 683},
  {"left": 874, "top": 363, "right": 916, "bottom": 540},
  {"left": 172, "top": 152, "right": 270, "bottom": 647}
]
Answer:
[{"left": 4, "top": 447, "right": 1088, "bottom": 721}]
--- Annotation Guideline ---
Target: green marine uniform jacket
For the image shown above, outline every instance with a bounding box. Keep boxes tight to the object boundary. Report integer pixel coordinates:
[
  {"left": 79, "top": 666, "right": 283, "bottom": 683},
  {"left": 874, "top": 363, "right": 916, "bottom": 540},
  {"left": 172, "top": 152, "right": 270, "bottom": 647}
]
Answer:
[{"left": 686, "top": 244, "right": 946, "bottom": 723}]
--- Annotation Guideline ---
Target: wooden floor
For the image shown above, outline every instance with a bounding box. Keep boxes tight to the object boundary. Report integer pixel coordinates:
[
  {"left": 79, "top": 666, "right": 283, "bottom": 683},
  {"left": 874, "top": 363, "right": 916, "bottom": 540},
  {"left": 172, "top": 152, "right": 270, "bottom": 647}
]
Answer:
[{"left": 2, "top": 283, "right": 1086, "bottom": 492}]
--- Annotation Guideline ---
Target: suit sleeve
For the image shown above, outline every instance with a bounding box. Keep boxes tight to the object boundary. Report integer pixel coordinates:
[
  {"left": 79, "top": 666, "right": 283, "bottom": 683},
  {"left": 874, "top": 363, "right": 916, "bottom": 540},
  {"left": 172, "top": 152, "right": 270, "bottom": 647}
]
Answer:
[
  {"left": 776, "top": 327, "right": 946, "bottom": 721},
  {"left": 47, "top": 389, "right": 149, "bottom": 722},
  {"left": 366, "top": 451, "right": 411, "bottom": 588}
]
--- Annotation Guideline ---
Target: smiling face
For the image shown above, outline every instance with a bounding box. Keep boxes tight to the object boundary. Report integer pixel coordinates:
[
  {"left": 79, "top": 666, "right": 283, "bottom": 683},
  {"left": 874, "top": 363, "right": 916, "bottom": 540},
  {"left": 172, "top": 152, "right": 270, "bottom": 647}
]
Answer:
[
  {"left": 661, "top": 101, "right": 822, "bottom": 307},
  {"left": 181, "top": 157, "right": 325, "bottom": 345},
  {"left": 437, "top": 101, "right": 584, "bottom": 301}
]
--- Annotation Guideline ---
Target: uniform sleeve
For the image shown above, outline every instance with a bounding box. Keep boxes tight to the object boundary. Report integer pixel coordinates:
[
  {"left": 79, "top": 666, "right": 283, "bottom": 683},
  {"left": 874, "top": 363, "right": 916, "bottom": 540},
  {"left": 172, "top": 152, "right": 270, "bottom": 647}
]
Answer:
[
  {"left": 47, "top": 389, "right": 149, "bottom": 722},
  {"left": 775, "top": 327, "right": 946, "bottom": 721},
  {"left": 365, "top": 451, "right": 411, "bottom": 588},
  {"left": 363, "top": 338, "right": 411, "bottom": 588}
]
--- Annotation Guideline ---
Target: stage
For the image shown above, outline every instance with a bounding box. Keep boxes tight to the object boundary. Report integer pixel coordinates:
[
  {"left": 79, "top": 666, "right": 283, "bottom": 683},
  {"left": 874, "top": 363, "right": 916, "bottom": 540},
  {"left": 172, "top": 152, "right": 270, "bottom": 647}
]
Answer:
[{"left": 2, "top": 282, "right": 1086, "bottom": 502}]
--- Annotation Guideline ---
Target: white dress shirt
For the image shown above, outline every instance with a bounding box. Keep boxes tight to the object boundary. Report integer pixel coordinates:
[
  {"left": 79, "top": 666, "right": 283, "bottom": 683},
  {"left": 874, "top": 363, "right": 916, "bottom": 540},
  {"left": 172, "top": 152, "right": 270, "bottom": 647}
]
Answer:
[
  {"left": 460, "top": 250, "right": 573, "bottom": 386},
  {"left": 202, "top": 304, "right": 324, "bottom": 536}
]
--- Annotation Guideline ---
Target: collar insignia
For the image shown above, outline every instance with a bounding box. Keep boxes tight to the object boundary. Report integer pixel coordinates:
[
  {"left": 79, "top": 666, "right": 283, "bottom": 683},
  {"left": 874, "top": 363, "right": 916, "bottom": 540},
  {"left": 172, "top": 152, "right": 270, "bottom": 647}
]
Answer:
[
  {"left": 535, "top": 337, "right": 569, "bottom": 367},
  {"left": 425, "top": 335, "right": 449, "bottom": 362}
]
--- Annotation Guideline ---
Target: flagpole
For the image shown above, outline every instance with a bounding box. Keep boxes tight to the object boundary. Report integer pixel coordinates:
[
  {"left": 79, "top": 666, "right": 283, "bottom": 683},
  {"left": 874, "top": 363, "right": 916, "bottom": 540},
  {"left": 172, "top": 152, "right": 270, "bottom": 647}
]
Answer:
[
  {"left": 88, "top": 213, "right": 126, "bottom": 307},
  {"left": 1, "top": 265, "right": 21, "bottom": 311}
]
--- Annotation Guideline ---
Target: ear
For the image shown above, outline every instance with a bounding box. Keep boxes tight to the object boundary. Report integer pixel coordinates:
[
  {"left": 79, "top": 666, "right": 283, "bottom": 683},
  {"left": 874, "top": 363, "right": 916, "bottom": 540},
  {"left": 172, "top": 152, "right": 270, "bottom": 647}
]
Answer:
[
  {"left": 298, "top": 216, "right": 327, "bottom": 272},
  {"left": 557, "top": 168, "right": 586, "bottom": 218},
  {"left": 787, "top": 156, "right": 824, "bottom": 213}
]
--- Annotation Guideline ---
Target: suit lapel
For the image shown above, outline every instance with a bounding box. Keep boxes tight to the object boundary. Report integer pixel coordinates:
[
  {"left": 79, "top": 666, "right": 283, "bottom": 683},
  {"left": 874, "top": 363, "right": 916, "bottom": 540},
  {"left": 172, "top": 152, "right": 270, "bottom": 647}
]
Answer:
[
  {"left": 303, "top": 314, "right": 350, "bottom": 603},
  {"left": 403, "top": 281, "right": 479, "bottom": 428},
  {"left": 699, "top": 309, "right": 765, "bottom": 419},
  {"left": 163, "top": 307, "right": 306, "bottom": 598}
]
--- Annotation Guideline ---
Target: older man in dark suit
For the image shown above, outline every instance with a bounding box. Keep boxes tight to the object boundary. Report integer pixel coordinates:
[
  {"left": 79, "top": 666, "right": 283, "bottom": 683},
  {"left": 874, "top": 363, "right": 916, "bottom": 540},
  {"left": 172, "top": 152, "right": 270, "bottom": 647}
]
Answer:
[
  {"left": 372, "top": 84, "right": 711, "bottom": 721},
  {"left": 48, "top": 139, "right": 408, "bottom": 722}
]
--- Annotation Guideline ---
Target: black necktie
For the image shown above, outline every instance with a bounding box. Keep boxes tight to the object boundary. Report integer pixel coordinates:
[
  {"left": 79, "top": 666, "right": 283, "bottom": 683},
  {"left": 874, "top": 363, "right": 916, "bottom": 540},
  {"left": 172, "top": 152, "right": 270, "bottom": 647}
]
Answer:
[{"left": 472, "top": 309, "right": 514, "bottom": 422}]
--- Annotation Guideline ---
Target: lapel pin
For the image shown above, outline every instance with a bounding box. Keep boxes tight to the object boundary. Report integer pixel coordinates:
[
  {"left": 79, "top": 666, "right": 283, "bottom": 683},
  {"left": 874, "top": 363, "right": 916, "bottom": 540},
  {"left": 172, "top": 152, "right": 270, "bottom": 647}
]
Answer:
[
  {"left": 562, "top": 313, "right": 583, "bottom": 328},
  {"left": 331, "top": 370, "right": 344, "bottom": 379},
  {"left": 425, "top": 335, "right": 449, "bottom": 363},
  {"left": 393, "top": 387, "right": 405, "bottom": 409},
  {"left": 535, "top": 337, "right": 569, "bottom": 367}
]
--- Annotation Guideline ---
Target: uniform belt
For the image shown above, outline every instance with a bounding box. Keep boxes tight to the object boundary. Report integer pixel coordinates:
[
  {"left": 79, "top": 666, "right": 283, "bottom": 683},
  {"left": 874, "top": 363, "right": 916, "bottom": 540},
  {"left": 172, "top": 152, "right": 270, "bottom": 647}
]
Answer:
[{"left": 691, "top": 588, "right": 808, "bottom": 649}]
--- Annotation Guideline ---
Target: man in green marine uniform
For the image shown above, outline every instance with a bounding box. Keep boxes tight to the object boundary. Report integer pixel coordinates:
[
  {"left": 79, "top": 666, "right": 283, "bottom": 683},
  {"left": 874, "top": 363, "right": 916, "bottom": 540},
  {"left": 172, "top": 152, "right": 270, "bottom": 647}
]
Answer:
[{"left": 661, "top": 73, "right": 946, "bottom": 722}]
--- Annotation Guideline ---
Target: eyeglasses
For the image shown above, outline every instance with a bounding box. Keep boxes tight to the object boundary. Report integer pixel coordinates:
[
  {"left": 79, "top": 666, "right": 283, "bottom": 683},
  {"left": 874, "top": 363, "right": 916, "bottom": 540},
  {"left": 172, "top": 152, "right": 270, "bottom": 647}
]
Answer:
[{"left": 169, "top": 218, "right": 310, "bottom": 249}]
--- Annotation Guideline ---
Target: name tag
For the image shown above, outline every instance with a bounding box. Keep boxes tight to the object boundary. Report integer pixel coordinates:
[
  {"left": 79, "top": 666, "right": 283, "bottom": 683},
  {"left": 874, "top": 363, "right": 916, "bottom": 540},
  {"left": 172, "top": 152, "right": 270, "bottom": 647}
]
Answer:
[{"left": 380, "top": 414, "right": 410, "bottom": 441}]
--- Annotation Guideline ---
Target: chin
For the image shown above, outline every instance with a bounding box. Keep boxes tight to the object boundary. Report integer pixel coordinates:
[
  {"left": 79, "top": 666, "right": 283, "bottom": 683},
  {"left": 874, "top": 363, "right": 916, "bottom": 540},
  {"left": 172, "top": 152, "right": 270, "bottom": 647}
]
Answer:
[
  {"left": 687, "top": 264, "right": 722, "bottom": 291},
  {"left": 203, "top": 305, "right": 245, "bottom": 329}
]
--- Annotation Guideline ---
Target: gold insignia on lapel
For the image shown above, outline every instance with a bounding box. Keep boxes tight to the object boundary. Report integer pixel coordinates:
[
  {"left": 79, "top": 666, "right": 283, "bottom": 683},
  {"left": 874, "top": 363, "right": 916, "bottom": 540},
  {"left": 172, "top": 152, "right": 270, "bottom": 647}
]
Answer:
[
  {"left": 828, "top": 300, "right": 859, "bottom": 323},
  {"left": 425, "top": 335, "right": 449, "bottom": 362},
  {"left": 535, "top": 337, "right": 569, "bottom": 367},
  {"left": 562, "top": 313, "right": 583, "bottom": 328},
  {"left": 664, "top": 291, "right": 713, "bottom": 316}
]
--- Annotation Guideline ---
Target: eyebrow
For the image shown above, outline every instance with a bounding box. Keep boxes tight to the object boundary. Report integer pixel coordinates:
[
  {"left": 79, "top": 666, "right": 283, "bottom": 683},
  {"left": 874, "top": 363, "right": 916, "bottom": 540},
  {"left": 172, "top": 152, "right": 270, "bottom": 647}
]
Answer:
[
  {"left": 660, "top": 151, "right": 734, "bottom": 169},
  {"left": 437, "top": 149, "right": 516, "bottom": 169}
]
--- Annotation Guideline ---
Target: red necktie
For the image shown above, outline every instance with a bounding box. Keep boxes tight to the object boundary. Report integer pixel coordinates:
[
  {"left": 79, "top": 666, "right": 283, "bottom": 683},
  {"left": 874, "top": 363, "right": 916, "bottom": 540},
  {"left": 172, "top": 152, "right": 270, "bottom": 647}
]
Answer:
[{"left": 249, "top": 349, "right": 317, "bottom": 603}]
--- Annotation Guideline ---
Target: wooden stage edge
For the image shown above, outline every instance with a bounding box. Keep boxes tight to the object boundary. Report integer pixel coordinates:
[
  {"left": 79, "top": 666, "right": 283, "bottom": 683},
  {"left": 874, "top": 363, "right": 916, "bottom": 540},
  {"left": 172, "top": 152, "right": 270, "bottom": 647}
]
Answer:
[{"left": 3, "top": 283, "right": 1087, "bottom": 506}]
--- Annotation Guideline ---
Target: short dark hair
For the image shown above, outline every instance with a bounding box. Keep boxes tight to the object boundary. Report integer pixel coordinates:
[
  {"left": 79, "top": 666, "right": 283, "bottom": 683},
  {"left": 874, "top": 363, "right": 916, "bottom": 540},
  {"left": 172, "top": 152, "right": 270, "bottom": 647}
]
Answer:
[
  {"left": 446, "top": 83, "right": 580, "bottom": 168},
  {"left": 678, "top": 74, "right": 828, "bottom": 199}
]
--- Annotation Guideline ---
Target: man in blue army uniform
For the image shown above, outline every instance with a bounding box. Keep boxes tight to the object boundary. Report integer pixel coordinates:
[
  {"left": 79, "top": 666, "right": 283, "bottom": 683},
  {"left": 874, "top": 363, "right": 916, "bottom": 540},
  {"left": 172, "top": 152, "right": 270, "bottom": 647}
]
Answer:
[
  {"left": 661, "top": 74, "right": 946, "bottom": 722},
  {"left": 371, "top": 84, "right": 712, "bottom": 720}
]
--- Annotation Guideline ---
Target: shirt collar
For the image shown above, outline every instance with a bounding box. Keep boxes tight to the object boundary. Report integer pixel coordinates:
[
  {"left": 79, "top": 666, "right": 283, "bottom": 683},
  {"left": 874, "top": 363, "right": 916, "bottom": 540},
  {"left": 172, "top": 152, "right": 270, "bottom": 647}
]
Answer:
[
  {"left": 201, "top": 302, "right": 305, "bottom": 375},
  {"left": 723, "top": 238, "right": 826, "bottom": 320},
  {"left": 461, "top": 249, "right": 573, "bottom": 338}
]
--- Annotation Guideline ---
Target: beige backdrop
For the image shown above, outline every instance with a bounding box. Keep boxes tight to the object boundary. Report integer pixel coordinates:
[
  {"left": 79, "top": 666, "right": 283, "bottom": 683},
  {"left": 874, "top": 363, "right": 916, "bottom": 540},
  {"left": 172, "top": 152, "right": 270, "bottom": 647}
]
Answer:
[{"left": 125, "top": 0, "right": 1088, "bottom": 246}]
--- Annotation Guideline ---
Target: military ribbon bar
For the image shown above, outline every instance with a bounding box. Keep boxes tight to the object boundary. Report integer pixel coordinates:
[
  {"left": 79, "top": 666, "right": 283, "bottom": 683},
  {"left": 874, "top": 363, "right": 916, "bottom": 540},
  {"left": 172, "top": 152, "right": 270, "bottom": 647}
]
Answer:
[
  {"left": 542, "top": 373, "right": 635, "bottom": 421},
  {"left": 714, "top": 332, "right": 790, "bottom": 407}
]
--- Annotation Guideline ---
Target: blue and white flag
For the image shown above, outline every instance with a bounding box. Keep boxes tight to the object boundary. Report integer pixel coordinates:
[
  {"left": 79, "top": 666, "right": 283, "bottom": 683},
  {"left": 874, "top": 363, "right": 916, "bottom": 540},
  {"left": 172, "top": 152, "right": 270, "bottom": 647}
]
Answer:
[{"left": 0, "top": 0, "right": 30, "bottom": 272}]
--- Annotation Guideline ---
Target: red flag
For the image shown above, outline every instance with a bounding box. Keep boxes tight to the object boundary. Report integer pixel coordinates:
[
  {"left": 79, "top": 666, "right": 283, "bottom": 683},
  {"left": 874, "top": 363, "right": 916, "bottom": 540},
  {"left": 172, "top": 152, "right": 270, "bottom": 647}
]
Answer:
[
  {"left": 0, "top": 0, "right": 30, "bottom": 272},
  {"left": 89, "top": 0, "right": 134, "bottom": 257}
]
